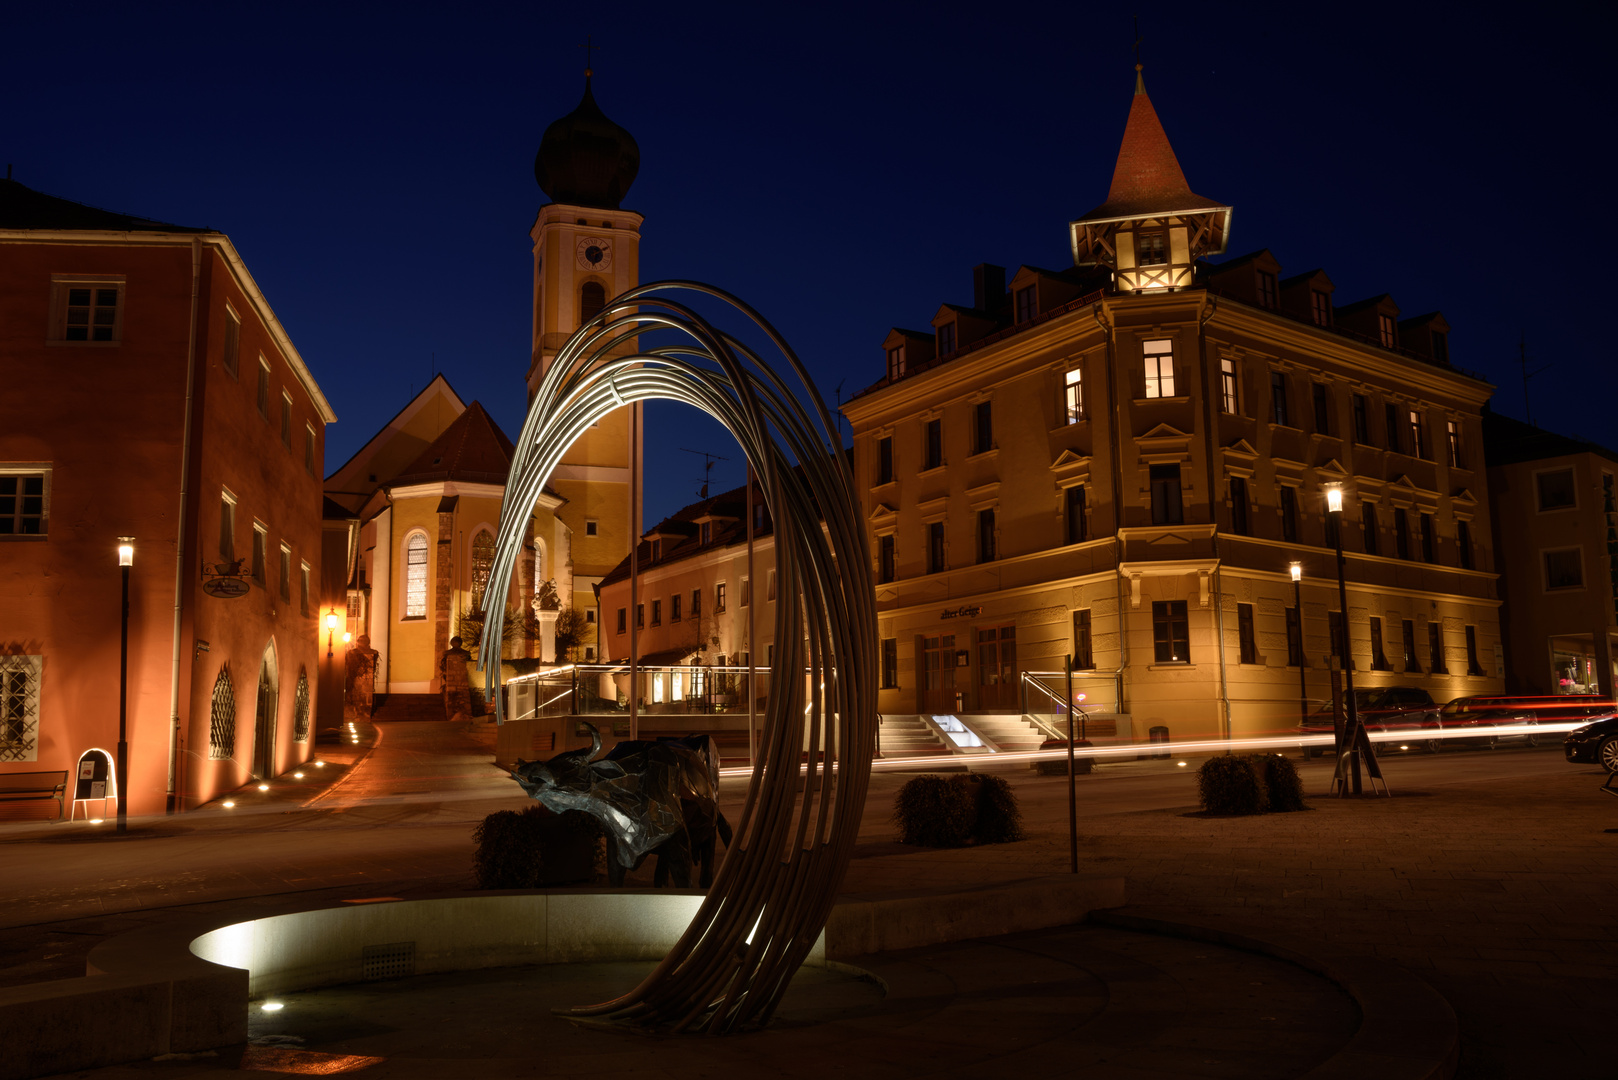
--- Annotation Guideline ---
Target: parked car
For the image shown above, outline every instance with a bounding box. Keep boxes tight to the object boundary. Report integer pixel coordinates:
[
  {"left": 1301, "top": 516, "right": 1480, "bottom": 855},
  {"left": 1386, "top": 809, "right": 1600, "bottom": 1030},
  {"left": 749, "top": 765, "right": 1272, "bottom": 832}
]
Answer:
[
  {"left": 1301, "top": 686, "right": 1441, "bottom": 756},
  {"left": 1442, "top": 694, "right": 1616, "bottom": 749},
  {"left": 1564, "top": 715, "right": 1618, "bottom": 773}
]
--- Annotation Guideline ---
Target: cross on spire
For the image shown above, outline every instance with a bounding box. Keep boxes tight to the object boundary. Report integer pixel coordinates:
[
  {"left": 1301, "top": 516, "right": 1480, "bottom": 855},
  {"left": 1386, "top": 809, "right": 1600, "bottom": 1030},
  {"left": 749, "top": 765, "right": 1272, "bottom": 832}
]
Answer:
[{"left": 580, "top": 35, "right": 601, "bottom": 78}]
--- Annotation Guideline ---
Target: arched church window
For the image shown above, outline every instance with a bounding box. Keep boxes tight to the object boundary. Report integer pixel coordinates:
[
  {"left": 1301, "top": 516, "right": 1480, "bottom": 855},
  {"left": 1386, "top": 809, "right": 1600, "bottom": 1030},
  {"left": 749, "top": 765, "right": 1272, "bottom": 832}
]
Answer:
[
  {"left": 293, "top": 668, "right": 311, "bottom": 743},
  {"left": 580, "top": 281, "right": 606, "bottom": 323},
  {"left": 404, "top": 532, "right": 429, "bottom": 619},
  {"left": 470, "top": 529, "right": 496, "bottom": 613},
  {"left": 209, "top": 665, "right": 236, "bottom": 760}
]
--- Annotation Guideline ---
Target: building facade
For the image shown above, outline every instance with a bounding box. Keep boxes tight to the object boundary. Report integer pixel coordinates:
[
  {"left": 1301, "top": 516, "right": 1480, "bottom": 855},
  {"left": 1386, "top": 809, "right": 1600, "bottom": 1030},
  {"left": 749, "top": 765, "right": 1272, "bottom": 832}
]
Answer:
[
  {"left": 1484, "top": 412, "right": 1618, "bottom": 697},
  {"left": 1, "top": 178, "right": 335, "bottom": 815},
  {"left": 842, "top": 68, "right": 1504, "bottom": 742}
]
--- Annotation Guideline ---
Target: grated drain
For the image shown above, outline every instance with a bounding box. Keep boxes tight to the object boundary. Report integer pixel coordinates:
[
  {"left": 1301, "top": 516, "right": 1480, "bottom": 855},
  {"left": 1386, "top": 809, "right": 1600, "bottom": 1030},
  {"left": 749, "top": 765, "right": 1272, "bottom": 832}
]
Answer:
[{"left": 361, "top": 941, "right": 416, "bottom": 980}]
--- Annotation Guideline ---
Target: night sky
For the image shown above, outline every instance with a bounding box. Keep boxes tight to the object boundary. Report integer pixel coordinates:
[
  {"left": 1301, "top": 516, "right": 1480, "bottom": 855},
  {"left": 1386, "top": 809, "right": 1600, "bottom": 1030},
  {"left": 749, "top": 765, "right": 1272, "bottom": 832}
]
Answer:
[{"left": 8, "top": 2, "right": 1614, "bottom": 527}]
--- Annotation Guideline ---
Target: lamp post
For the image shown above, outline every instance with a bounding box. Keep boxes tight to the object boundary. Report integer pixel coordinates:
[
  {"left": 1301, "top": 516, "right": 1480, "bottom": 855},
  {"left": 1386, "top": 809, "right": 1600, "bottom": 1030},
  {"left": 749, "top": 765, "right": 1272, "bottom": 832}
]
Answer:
[
  {"left": 1324, "top": 483, "right": 1363, "bottom": 794},
  {"left": 1290, "top": 561, "right": 1306, "bottom": 739},
  {"left": 116, "top": 537, "right": 134, "bottom": 834},
  {"left": 325, "top": 608, "right": 339, "bottom": 659}
]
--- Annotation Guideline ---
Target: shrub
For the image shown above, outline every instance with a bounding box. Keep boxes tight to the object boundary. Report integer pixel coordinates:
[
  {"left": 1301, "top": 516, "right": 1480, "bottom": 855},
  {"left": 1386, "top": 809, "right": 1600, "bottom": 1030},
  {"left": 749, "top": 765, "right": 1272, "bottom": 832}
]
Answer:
[
  {"left": 1035, "top": 737, "right": 1094, "bottom": 776},
  {"left": 894, "top": 773, "right": 1025, "bottom": 846},
  {"left": 1257, "top": 754, "right": 1307, "bottom": 812},
  {"left": 970, "top": 774, "right": 1025, "bottom": 843},
  {"left": 472, "top": 805, "right": 603, "bottom": 888},
  {"left": 1197, "top": 756, "right": 1267, "bottom": 815},
  {"left": 893, "top": 774, "right": 976, "bottom": 847}
]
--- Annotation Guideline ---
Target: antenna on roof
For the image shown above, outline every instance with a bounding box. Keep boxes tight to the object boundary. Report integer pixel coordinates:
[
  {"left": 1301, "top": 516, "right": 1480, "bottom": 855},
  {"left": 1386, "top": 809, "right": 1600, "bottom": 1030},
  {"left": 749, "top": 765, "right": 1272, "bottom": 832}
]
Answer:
[{"left": 680, "top": 448, "right": 728, "bottom": 499}]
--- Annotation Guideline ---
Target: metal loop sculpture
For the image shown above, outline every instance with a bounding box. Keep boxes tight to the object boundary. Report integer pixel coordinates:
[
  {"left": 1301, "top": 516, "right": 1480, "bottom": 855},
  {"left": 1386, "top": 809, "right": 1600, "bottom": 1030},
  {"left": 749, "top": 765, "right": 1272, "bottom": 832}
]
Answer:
[{"left": 478, "top": 281, "right": 877, "bottom": 1033}]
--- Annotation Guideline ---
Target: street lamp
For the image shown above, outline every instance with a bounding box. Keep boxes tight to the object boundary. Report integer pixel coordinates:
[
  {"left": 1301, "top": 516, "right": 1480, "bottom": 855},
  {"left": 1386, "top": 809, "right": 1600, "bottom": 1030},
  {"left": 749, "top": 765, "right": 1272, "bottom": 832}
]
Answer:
[
  {"left": 116, "top": 537, "right": 134, "bottom": 834},
  {"left": 1290, "top": 561, "right": 1306, "bottom": 738},
  {"left": 325, "top": 608, "right": 340, "bottom": 659},
  {"left": 1323, "top": 483, "right": 1380, "bottom": 796}
]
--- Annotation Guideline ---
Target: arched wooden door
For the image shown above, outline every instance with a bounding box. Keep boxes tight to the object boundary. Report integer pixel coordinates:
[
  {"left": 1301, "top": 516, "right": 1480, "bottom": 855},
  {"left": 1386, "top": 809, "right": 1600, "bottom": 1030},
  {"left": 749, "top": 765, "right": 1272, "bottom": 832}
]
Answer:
[{"left": 252, "top": 642, "right": 278, "bottom": 779}]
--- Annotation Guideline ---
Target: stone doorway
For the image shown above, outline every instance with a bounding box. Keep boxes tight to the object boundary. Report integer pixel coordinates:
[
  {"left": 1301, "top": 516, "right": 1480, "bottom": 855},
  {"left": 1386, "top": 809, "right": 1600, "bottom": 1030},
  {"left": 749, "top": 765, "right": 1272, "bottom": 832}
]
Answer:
[{"left": 252, "top": 640, "right": 278, "bottom": 780}]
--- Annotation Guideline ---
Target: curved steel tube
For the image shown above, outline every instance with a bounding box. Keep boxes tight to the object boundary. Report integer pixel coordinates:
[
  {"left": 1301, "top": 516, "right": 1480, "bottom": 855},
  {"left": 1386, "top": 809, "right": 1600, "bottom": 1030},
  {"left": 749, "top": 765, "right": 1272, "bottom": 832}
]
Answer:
[{"left": 478, "top": 281, "right": 876, "bottom": 1033}]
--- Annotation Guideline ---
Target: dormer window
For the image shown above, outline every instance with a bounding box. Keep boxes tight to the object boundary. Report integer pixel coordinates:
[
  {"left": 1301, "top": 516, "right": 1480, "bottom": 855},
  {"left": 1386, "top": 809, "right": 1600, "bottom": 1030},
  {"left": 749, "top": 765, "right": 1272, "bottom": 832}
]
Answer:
[
  {"left": 937, "top": 322, "right": 956, "bottom": 356},
  {"left": 1014, "top": 285, "right": 1037, "bottom": 323},
  {"left": 1137, "top": 231, "right": 1167, "bottom": 266},
  {"left": 700, "top": 521, "right": 712, "bottom": 545},
  {"left": 1257, "top": 271, "right": 1278, "bottom": 309},
  {"left": 651, "top": 538, "right": 663, "bottom": 560},
  {"left": 886, "top": 345, "right": 906, "bottom": 380},
  {"left": 1311, "top": 291, "right": 1332, "bottom": 327},
  {"left": 1431, "top": 330, "right": 1449, "bottom": 364},
  {"left": 1378, "top": 314, "right": 1397, "bottom": 349}
]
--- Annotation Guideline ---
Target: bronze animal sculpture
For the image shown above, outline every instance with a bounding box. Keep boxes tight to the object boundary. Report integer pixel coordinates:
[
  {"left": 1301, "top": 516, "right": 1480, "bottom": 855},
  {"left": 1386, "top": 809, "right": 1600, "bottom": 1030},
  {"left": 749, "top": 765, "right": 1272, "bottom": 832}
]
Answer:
[{"left": 511, "top": 724, "right": 731, "bottom": 888}]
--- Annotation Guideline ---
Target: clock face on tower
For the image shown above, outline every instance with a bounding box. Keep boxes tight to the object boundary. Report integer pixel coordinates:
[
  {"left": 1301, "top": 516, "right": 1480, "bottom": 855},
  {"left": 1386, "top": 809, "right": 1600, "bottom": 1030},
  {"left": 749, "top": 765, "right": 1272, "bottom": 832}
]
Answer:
[{"left": 576, "top": 236, "right": 613, "bottom": 272}]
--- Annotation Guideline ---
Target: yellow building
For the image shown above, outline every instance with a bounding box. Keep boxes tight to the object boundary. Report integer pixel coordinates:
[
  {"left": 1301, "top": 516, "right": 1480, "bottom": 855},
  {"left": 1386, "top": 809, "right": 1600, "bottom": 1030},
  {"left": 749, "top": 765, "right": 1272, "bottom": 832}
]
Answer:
[{"left": 842, "top": 65, "right": 1504, "bottom": 743}]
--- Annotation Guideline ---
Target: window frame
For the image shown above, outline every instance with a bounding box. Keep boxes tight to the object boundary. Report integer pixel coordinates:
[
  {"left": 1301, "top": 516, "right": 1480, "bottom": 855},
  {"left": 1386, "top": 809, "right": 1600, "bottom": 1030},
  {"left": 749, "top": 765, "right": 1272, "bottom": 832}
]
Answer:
[
  {"left": 1361, "top": 501, "right": 1379, "bottom": 555},
  {"left": 1151, "top": 600, "right": 1190, "bottom": 664},
  {"left": 936, "top": 321, "right": 956, "bottom": 356},
  {"left": 715, "top": 581, "right": 727, "bottom": 613},
  {"left": 1402, "top": 620, "right": 1421, "bottom": 673},
  {"left": 923, "top": 418, "right": 943, "bottom": 471},
  {"left": 972, "top": 400, "right": 993, "bottom": 455},
  {"left": 1073, "top": 609, "right": 1094, "bottom": 670},
  {"left": 1142, "top": 339, "right": 1175, "bottom": 398},
  {"left": 886, "top": 345, "right": 906, "bottom": 381},
  {"left": 0, "top": 465, "right": 51, "bottom": 538},
  {"left": 1534, "top": 468, "right": 1578, "bottom": 512},
  {"left": 671, "top": 593, "right": 681, "bottom": 622},
  {"left": 1285, "top": 605, "right": 1304, "bottom": 667},
  {"left": 1014, "top": 285, "right": 1037, "bottom": 323},
  {"left": 1352, "top": 394, "right": 1370, "bottom": 444},
  {"left": 1270, "top": 370, "right": 1290, "bottom": 426},
  {"left": 1312, "top": 383, "right": 1331, "bottom": 435},
  {"left": 0, "top": 654, "right": 43, "bottom": 762},
  {"left": 926, "top": 520, "right": 945, "bottom": 575},
  {"left": 251, "top": 523, "right": 268, "bottom": 586},
  {"left": 278, "top": 542, "right": 292, "bottom": 602},
  {"left": 304, "top": 424, "right": 318, "bottom": 476},
  {"left": 218, "top": 487, "right": 237, "bottom": 562},
  {"left": 280, "top": 392, "right": 294, "bottom": 448},
  {"left": 1220, "top": 358, "right": 1238, "bottom": 414},
  {"left": 1543, "top": 546, "right": 1585, "bottom": 591},
  {"left": 402, "top": 530, "right": 429, "bottom": 618},
  {"left": 1064, "top": 367, "right": 1085, "bottom": 424},
  {"left": 1370, "top": 617, "right": 1391, "bottom": 670},
  {"left": 877, "top": 436, "right": 894, "bottom": 485},
  {"left": 222, "top": 304, "right": 241, "bottom": 379},
  {"left": 256, "top": 356, "right": 271, "bottom": 419},
  {"left": 300, "top": 561, "right": 311, "bottom": 617},
  {"left": 50, "top": 276, "right": 125, "bottom": 345},
  {"left": 1394, "top": 507, "right": 1410, "bottom": 560},
  {"left": 879, "top": 533, "right": 896, "bottom": 583},
  {"left": 1149, "top": 463, "right": 1183, "bottom": 525},
  {"left": 1237, "top": 603, "right": 1257, "bottom": 664},
  {"left": 1065, "top": 484, "right": 1088, "bottom": 545},
  {"left": 1428, "top": 621, "right": 1448, "bottom": 674},
  {"left": 881, "top": 638, "right": 899, "bottom": 689},
  {"left": 1257, "top": 270, "right": 1278, "bottom": 309},
  {"left": 1229, "top": 476, "right": 1250, "bottom": 536},
  {"left": 977, "top": 507, "right": 996, "bottom": 563},
  {"left": 1457, "top": 519, "right": 1473, "bottom": 570},
  {"left": 1310, "top": 290, "right": 1332, "bottom": 326},
  {"left": 1280, "top": 485, "right": 1298, "bottom": 543}
]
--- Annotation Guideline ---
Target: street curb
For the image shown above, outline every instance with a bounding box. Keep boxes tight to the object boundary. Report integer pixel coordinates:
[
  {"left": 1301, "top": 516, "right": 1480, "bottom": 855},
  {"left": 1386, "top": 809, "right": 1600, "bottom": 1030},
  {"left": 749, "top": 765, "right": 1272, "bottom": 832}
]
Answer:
[{"left": 1091, "top": 909, "right": 1458, "bottom": 1080}]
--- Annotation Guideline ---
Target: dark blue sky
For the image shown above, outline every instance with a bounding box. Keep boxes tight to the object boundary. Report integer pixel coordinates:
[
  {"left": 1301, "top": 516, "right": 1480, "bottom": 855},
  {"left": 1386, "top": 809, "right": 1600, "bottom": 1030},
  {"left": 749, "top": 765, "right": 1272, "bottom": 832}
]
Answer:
[{"left": 9, "top": 2, "right": 1614, "bottom": 525}]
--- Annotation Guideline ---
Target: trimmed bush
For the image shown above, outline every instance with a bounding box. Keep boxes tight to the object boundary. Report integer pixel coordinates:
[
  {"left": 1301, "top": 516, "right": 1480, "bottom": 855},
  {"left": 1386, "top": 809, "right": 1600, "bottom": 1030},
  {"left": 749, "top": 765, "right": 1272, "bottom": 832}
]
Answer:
[
  {"left": 1197, "top": 756, "right": 1267, "bottom": 815},
  {"left": 1257, "top": 754, "right": 1307, "bottom": 812},
  {"left": 970, "top": 774, "right": 1025, "bottom": 843},
  {"left": 472, "top": 805, "right": 603, "bottom": 888},
  {"left": 893, "top": 773, "right": 1025, "bottom": 846},
  {"left": 1035, "top": 737, "right": 1094, "bottom": 776}
]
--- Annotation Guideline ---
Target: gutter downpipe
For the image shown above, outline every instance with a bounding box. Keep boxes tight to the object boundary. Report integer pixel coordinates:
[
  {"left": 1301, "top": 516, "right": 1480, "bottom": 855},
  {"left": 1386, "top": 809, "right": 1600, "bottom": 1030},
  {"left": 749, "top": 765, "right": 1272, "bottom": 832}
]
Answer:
[
  {"left": 1200, "top": 294, "right": 1233, "bottom": 744},
  {"left": 167, "top": 237, "right": 203, "bottom": 811},
  {"left": 1094, "top": 300, "right": 1129, "bottom": 717}
]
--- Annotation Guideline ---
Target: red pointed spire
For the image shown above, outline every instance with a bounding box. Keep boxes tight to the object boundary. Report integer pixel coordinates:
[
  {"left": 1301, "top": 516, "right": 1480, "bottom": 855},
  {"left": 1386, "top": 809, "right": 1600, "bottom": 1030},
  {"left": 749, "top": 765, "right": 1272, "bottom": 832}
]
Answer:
[{"left": 1079, "top": 66, "right": 1225, "bottom": 222}]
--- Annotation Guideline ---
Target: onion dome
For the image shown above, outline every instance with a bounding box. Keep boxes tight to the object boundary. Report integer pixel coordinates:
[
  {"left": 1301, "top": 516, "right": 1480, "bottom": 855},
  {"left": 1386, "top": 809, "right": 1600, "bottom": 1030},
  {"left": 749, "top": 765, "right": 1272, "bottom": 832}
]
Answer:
[{"left": 534, "top": 76, "right": 640, "bottom": 210}]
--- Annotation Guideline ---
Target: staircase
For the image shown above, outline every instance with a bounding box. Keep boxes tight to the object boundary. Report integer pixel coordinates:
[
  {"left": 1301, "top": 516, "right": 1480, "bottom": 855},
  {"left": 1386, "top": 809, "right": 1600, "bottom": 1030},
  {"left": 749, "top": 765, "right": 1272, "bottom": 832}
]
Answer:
[
  {"left": 958, "top": 714, "right": 1050, "bottom": 752},
  {"left": 877, "top": 715, "right": 950, "bottom": 757},
  {"left": 372, "top": 693, "right": 446, "bottom": 722}
]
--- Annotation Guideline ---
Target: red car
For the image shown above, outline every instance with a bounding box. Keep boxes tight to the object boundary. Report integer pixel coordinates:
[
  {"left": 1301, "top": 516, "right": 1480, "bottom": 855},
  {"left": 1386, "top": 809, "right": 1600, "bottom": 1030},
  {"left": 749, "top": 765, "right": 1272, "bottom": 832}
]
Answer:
[{"left": 1301, "top": 686, "right": 1442, "bottom": 756}]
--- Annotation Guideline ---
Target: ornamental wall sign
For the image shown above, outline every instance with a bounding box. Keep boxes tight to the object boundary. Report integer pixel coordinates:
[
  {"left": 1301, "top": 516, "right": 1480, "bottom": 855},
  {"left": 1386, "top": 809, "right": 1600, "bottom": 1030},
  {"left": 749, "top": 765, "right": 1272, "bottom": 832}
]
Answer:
[
  {"left": 940, "top": 605, "right": 982, "bottom": 619},
  {"left": 201, "top": 559, "right": 249, "bottom": 599}
]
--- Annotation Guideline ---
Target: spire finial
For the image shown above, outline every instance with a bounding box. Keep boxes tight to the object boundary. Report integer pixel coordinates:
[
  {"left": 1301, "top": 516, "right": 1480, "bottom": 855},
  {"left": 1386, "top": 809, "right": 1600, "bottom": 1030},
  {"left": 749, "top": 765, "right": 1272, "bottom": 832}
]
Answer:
[
  {"left": 579, "top": 35, "right": 601, "bottom": 79},
  {"left": 1133, "top": 17, "right": 1145, "bottom": 94}
]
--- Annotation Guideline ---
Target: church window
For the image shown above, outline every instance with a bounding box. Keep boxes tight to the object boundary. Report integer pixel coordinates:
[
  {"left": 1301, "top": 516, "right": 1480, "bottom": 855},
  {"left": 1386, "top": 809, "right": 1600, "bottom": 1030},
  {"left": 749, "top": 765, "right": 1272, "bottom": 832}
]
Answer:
[
  {"left": 1220, "top": 358, "right": 1238, "bottom": 413},
  {"left": 257, "top": 358, "right": 271, "bottom": 419},
  {"left": 1065, "top": 367, "right": 1085, "bottom": 423},
  {"left": 580, "top": 281, "right": 606, "bottom": 323},
  {"left": 404, "top": 531, "right": 428, "bottom": 618},
  {"left": 207, "top": 664, "right": 236, "bottom": 760},
  {"left": 1379, "top": 313, "right": 1397, "bottom": 349},
  {"left": 56, "top": 281, "right": 122, "bottom": 342},
  {"left": 0, "top": 654, "right": 42, "bottom": 763},
  {"left": 251, "top": 523, "right": 267, "bottom": 584},
  {"left": 1137, "top": 231, "right": 1167, "bottom": 266},
  {"left": 1142, "top": 339, "right": 1174, "bottom": 398},
  {"left": 1270, "top": 371, "right": 1290, "bottom": 426},
  {"left": 0, "top": 469, "right": 49, "bottom": 537},
  {"left": 223, "top": 306, "right": 240, "bottom": 378},
  {"left": 1015, "top": 285, "right": 1037, "bottom": 323},
  {"left": 1310, "top": 291, "right": 1332, "bottom": 326},
  {"left": 1257, "top": 271, "right": 1278, "bottom": 309},
  {"left": 936, "top": 321, "right": 956, "bottom": 356},
  {"left": 470, "top": 529, "right": 495, "bottom": 612},
  {"left": 886, "top": 345, "right": 905, "bottom": 381}
]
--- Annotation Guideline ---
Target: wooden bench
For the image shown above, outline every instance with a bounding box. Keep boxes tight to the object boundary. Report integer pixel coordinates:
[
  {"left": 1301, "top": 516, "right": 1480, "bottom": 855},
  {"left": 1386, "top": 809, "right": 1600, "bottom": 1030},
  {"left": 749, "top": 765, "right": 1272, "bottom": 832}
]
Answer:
[{"left": 0, "top": 769, "right": 69, "bottom": 821}]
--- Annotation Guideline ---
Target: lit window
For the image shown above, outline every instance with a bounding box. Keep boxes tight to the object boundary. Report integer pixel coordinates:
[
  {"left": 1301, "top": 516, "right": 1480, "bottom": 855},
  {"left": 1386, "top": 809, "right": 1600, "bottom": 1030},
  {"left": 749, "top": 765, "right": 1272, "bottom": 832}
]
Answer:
[
  {"left": 1015, "top": 285, "right": 1037, "bottom": 323},
  {"left": 1065, "top": 368, "right": 1085, "bottom": 423},
  {"left": 0, "top": 469, "right": 49, "bottom": 536},
  {"left": 57, "top": 281, "right": 121, "bottom": 342},
  {"left": 715, "top": 582, "right": 727, "bottom": 612},
  {"left": 1311, "top": 291, "right": 1332, "bottom": 326},
  {"left": 223, "top": 306, "right": 241, "bottom": 378},
  {"left": 208, "top": 665, "right": 236, "bottom": 760},
  {"left": 470, "top": 530, "right": 495, "bottom": 611},
  {"left": 1409, "top": 410, "right": 1427, "bottom": 459},
  {"left": 1143, "top": 339, "right": 1174, "bottom": 397},
  {"left": 1220, "top": 358, "right": 1238, "bottom": 413},
  {"left": 404, "top": 532, "right": 428, "bottom": 617},
  {"left": 0, "top": 654, "right": 42, "bottom": 762},
  {"left": 1446, "top": 421, "right": 1461, "bottom": 468}
]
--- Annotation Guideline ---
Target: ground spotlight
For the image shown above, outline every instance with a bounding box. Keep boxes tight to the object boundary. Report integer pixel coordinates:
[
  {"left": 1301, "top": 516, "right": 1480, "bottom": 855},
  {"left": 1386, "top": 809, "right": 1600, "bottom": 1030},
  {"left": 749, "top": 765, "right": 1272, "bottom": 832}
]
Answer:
[
  {"left": 293, "top": 772, "right": 305, "bottom": 779},
  {"left": 260, "top": 1001, "right": 284, "bottom": 1012},
  {"left": 222, "top": 801, "right": 235, "bottom": 809},
  {"left": 258, "top": 783, "right": 269, "bottom": 792}
]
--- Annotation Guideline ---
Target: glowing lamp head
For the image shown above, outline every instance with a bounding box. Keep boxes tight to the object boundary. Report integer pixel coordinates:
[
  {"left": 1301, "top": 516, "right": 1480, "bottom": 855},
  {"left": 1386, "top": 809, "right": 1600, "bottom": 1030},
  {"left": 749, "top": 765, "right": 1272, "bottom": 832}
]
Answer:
[
  {"left": 1324, "top": 482, "right": 1344, "bottom": 514},
  {"left": 325, "top": 610, "right": 339, "bottom": 631},
  {"left": 1289, "top": 561, "right": 1302, "bottom": 583},
  {"left": 342, "top": 632, "right": 352, "bottom": 644},
  {"left": 117, "top": 537, "right": 135, "bottom": 566}
]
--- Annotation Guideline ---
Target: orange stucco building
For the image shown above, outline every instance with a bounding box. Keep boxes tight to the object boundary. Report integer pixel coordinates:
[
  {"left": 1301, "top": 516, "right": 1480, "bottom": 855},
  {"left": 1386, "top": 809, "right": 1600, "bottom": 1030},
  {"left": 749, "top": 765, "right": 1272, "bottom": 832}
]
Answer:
[{"left": 1, "top": 178, "right": 335, "bottom": 817}]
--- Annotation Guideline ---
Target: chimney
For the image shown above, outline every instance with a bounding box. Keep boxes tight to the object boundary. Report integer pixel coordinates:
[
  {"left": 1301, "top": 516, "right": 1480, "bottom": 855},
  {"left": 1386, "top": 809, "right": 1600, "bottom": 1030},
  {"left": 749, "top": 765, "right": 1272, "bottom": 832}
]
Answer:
[{"left": 973, "top": 263, "right": 1006, "bottom": 314}]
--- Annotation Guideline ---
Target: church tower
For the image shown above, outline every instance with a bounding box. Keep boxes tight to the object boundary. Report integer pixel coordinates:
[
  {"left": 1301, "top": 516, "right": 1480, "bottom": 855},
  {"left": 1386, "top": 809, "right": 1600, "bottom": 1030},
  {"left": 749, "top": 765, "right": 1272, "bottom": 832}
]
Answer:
[
  {"left": 527, "top": 70, "right": 643, "bottom": 628},
  {"left": 1070, "top": 64, "right": 1231, "bottom": 292}
]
